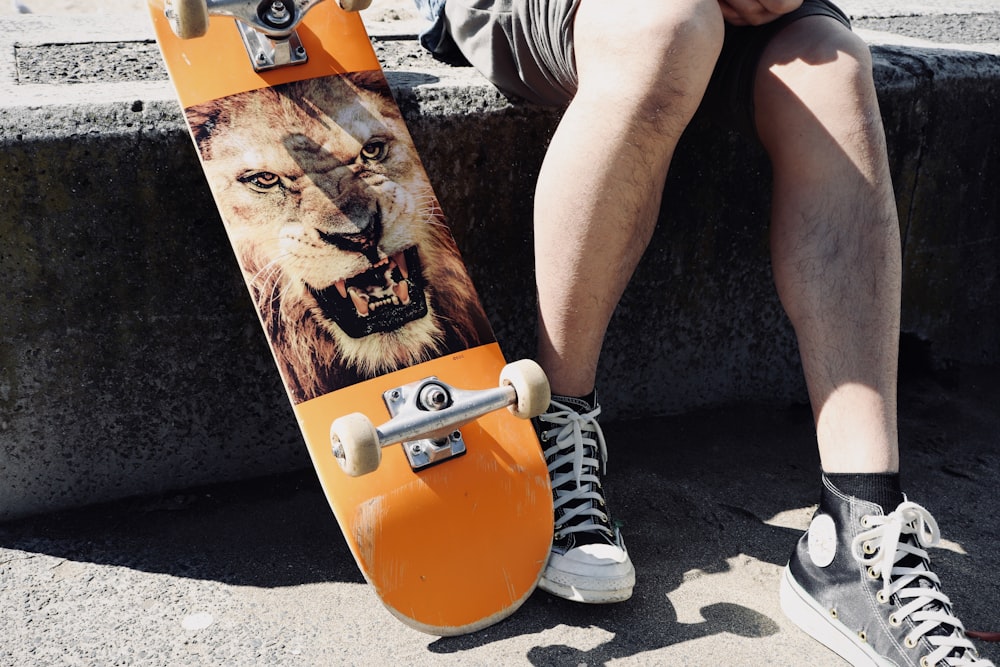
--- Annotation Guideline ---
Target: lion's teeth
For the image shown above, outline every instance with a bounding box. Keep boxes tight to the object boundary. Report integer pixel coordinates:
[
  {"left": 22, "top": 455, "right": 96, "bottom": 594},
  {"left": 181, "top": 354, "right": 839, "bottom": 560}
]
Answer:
[
  {"left": 349, "top": 287, "right": 369, "bottom": 317},
  {"left": 393, "top": 251, "right": 409, "bottom": 279},
  {"left": 334, "top": 279, "right": 347, "bottom": 299},
  {"left": 393, "top": 280, "right": 410, "bottom": 305}
]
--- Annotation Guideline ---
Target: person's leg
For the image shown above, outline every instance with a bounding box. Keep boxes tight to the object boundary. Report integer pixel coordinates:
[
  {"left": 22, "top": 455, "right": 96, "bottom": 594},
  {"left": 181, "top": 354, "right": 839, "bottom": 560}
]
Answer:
[
  {"left": 755, "top": 17, "right": 901, "bottom": 474},
  {"left": 527, "top": 0, "right": 725, "bottom": 603},
  {"left": 533, "top": 0, "right": 725, "bottom": 398},
  {"left": 759, "top": 19, "right": 992, "bottom": 665}
]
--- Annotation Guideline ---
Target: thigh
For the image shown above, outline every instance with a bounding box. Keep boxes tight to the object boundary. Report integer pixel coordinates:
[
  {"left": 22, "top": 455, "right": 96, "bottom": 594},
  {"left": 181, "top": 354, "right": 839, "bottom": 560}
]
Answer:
[
  {"left": 446, "top": 0, "right": 725, "bottom": 108},
  {"left": 444, "top": 0, "right": 850, "bottom": 118}
]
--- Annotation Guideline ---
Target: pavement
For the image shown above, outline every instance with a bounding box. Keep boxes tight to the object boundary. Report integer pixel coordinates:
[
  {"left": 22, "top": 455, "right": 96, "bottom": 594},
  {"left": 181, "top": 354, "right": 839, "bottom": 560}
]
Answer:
[
  {"left": 3, "top": 1, "right": 1000, "bottom": 665},
  {"left": 3, "top": 361, "right": 999, "bottom": 665}
]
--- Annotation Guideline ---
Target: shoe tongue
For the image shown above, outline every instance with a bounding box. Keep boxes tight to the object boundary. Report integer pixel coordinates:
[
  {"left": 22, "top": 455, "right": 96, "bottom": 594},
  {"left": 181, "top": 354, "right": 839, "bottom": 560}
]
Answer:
[
  {"left": 545, "top": 393, "right": 616, "bottom": 545},
  {"left": 547, "top": 392, "right": 602, "bottom": 481},
  {"left": 573, "top": 525, "right": 616, "bottom": 547}
]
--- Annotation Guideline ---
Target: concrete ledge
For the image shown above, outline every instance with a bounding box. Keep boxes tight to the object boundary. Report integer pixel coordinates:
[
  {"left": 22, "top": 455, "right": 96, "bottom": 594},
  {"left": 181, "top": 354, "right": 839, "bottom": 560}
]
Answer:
[{"left": 2, "top": 15, "right": 999, "bottom": 520}]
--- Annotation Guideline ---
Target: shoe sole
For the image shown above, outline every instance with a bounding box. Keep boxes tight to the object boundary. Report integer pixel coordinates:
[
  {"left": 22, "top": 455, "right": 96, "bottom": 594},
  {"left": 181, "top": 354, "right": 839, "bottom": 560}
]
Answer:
[
  {"left": 779, "top": 566, "right": 894, "bottom": 667},
  {"left": 538, "top": 576, "right": 633, "bottom": 604}
]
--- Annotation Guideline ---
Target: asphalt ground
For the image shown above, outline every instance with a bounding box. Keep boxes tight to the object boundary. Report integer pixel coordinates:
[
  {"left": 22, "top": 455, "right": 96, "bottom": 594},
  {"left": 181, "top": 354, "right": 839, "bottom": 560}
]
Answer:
[
  {"left": 3, "top": 1, "right": 1000, "bottom": 665},
  {"left": 2, "top": 361, "right": 999, "bottom": 665}
]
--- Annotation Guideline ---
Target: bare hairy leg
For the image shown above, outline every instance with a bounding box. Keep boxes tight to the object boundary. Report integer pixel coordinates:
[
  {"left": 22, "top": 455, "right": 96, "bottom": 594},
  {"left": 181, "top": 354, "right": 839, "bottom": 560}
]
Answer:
[
  {"left": 755, "top": 17, "right": 902, "bottom": 473},
  {"left": 533, "top": 0, "right": 725, "bottom": 397}
]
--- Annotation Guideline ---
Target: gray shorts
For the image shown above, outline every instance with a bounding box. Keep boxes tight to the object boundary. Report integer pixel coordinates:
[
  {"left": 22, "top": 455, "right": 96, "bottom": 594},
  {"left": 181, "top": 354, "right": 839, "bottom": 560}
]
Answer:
[{"left": 442, "top": 0, "right": 851, "bottom": 133}]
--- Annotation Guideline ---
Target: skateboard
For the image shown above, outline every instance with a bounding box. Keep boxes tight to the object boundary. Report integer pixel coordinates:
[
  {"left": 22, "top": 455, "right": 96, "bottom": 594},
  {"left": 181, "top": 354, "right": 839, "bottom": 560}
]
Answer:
[{"left": 147, "top": 0, "right": 554, "bottom": 635}]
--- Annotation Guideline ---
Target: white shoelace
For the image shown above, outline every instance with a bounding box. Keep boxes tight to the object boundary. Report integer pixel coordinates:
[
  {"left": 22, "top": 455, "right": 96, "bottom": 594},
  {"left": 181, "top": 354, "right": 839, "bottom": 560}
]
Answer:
[
  {"left": 537, "top": 400, "right": 612, "bottom": 540},
  {"left": 851, "top": 502, "right": 993, "bottom": 667}
]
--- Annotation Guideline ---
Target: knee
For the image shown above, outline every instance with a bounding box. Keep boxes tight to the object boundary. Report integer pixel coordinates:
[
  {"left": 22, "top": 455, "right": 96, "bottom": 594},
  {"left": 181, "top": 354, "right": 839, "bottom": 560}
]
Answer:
[
  {"left": 576, "top": 0, "right": 724, "bottom": 93},
  {"left": 639, "top": 0, "right": 725, "bottom": 74},
  {"left": 619, "top": 0, "right": 726, "bottom": 116},
  {"left": 755, "top": 20, "right": 884, "bottom": 147},
  {"left": 757, "top": 21, "right": 876, "bottom": 109}
]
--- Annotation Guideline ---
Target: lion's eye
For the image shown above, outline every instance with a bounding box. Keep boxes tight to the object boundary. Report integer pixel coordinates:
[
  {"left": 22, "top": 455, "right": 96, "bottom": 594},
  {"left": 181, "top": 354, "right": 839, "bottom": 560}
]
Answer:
[
  {"left": 360, "top": 139, "right": 388, "bottom": 162},
  {"left": 239, "top": 171, "right": 282, "bottom": 191}
]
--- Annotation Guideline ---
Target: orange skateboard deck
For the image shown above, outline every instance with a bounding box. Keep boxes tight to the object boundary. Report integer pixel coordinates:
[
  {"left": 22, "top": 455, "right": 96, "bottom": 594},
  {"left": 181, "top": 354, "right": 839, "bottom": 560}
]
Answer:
[{"left": 147, "top": 0, "right": 553, "bottom": 635}]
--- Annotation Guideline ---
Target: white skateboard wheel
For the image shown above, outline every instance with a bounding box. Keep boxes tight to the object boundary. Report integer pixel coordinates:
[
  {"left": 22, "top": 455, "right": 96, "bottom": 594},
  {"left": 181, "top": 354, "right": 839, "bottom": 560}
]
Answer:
[
  {"left": 500, "top": 359, "right": 551, "bottom": 419},
  {"left": 337, "top": 0, "right": 373, "bottom": 11},
  {"left": 166, "top": 0, "right": 209, "bottom": 39},
  {"left": 331, "top": 413, "right": 381, "bottom": 476}
]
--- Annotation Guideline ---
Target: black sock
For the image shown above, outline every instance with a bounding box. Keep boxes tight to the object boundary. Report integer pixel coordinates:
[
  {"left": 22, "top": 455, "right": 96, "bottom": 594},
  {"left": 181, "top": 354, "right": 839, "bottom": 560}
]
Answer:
[
  {"left": 551, "top": 389, "right": 598, "bottom": 413},
  {"left": 825, "top": 472, "right": 904, "bottom": 512}
]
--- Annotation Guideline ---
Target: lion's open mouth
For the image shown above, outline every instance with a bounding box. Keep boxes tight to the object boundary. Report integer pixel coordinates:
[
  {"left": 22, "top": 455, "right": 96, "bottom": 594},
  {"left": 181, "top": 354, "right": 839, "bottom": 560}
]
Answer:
[{"left": 309, "top": 246, "right": 428, "bottom": 338}]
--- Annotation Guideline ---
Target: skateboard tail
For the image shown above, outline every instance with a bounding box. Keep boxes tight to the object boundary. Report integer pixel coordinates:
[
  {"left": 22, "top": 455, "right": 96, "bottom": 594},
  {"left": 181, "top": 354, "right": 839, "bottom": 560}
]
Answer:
[
  {"left": 384, "top": 583, "right": 539, "bottom": 637},
  {"left": 296, "top": 342, "right": 553, "bottom": 635}
]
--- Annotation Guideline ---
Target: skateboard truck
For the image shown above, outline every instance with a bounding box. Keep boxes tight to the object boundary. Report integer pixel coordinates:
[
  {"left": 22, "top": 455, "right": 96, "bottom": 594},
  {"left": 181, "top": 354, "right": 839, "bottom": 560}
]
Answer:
[
  {"left": 236, "top": 1, "right": 310, "bottom": 71},
  {"left": 165, "top": 0, "right": 359, "bottom": 71},
  {"left": 331, "top": 360, "right": 550, "bottom": 477},
  {"left": 383, "top": 379, "right": 469, "bottom": 471}
]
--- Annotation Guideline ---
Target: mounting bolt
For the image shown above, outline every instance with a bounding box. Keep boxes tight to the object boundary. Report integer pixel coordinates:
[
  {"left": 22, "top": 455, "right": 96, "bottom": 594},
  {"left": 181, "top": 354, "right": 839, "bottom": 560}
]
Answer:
[
  {"left": 259, "top": 0, "right": 294, "bottom": 28},
  {"left": 418, "top": 383, "right": 450, "bottom": 411}
]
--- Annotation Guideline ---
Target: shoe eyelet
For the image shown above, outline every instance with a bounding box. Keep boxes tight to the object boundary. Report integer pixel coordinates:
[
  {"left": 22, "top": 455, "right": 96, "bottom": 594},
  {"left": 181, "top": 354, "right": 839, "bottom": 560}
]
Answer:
[
  {"left": 858, "top": 630, "right": 868, "bottom": 643},
  {"left": 920, "top": 657, "right": 931, "bottom": 667},
  {"left": 889, "top": 614, "right": 901, "bottom": 627},
  {"left": 867, "top": 567, "right": 879, "bottom": 580},
  {"left": 876, "top": 590, "right": 889, "bottom": 604},
  {"left": 829, "top": 608, "right": 838, "bottom": 619},
  {"left": 863, "top": 540, "right": 877, "bottom": 555},
  {"left": 860, "top": 515, "right": 873, "bottom": 528},
  {"left": 905, "top": 636, "right": 917, "bottom": 649}
]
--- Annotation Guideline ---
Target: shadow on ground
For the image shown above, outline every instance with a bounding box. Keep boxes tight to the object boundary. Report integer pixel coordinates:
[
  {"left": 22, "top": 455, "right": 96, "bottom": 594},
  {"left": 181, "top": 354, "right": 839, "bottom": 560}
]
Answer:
[{"left": 1, "top": 362, "right": 997, "bottom": 665}]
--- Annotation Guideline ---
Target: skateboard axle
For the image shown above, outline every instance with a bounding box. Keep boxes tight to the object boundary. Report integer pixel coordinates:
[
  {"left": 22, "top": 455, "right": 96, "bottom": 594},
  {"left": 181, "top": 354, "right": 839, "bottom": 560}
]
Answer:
[
  {"left": 331, "top": 360, "right": 549, "bottom": 477},
  {"left": 166, "top": 0, "right": 324, "bottom": 69},
  {"left": 380, "top": 378, "right": 518, "bottom": 470},
  {"left": 201, "top": 0, "right": 324, "bottom": 37},
  {"left": 382, "top": 379, "right": 516, "bottom": 445}
]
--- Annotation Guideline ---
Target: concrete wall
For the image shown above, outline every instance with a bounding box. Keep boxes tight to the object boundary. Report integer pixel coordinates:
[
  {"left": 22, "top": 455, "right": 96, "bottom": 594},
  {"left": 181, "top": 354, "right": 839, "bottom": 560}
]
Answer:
[{"left": 1, "top": 16, "right": 998, "bottom": 519}]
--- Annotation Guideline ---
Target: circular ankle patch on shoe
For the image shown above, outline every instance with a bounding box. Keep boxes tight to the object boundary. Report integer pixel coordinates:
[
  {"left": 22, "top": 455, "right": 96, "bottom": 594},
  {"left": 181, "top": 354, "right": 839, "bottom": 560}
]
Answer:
[{"left": 807, "top": 514, "right": 838, "bottom": 568}]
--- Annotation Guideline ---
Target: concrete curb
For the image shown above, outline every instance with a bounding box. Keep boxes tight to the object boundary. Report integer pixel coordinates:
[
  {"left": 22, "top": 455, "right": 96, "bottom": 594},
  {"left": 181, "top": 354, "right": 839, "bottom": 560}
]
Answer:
[{"left": 2, "top": 13, "right": 999, "bottom": 519}]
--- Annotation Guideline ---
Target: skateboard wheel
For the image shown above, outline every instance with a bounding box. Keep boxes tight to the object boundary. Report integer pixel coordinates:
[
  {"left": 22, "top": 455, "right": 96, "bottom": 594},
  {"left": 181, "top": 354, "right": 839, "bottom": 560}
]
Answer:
[
  {"left": 500, "top": 359, "right": 551, "bottom": 420},
  {"left": 331, "top": 413, "right": 381, "bottom": 476},
  {"left": 166, "top": 0, "right": 209, "bottom": 39},
  {"left": 337, "top": 0, "right": 373, "bottom": 11}
]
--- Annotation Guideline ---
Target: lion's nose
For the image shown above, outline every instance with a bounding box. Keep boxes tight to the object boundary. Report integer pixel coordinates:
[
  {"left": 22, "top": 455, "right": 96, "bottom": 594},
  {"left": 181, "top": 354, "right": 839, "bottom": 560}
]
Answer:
[
  {"left": 337, "top": 195, "right": 379, "bottom": 234},
  {"left": 316, "top": 200, "right": 383, "bottom": 264}
]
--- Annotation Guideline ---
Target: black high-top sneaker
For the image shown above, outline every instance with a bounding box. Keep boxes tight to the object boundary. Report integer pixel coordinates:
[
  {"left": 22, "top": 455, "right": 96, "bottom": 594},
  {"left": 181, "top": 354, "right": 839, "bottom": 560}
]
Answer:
[
  {"left": 532, "top": 393, "right": 635, "bottom": 603},
  {"left": 781, "top": 475, "right": 994, "bottom": 666}
]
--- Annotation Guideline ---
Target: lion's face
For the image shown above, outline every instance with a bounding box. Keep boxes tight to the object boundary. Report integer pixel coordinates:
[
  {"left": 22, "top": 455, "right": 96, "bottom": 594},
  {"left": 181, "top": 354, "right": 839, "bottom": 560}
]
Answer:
[
  {"left": 187, "top": 73, "right": 491, "bottom": 401},
  {"left": 199, "top": 74, "right": 434, "bottom": 339}
]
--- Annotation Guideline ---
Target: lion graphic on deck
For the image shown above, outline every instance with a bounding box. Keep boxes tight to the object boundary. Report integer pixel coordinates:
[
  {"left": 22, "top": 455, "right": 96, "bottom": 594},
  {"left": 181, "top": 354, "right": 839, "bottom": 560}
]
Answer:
[{"left": 186, "top": 71, "right": 493, "bottom": 403}]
